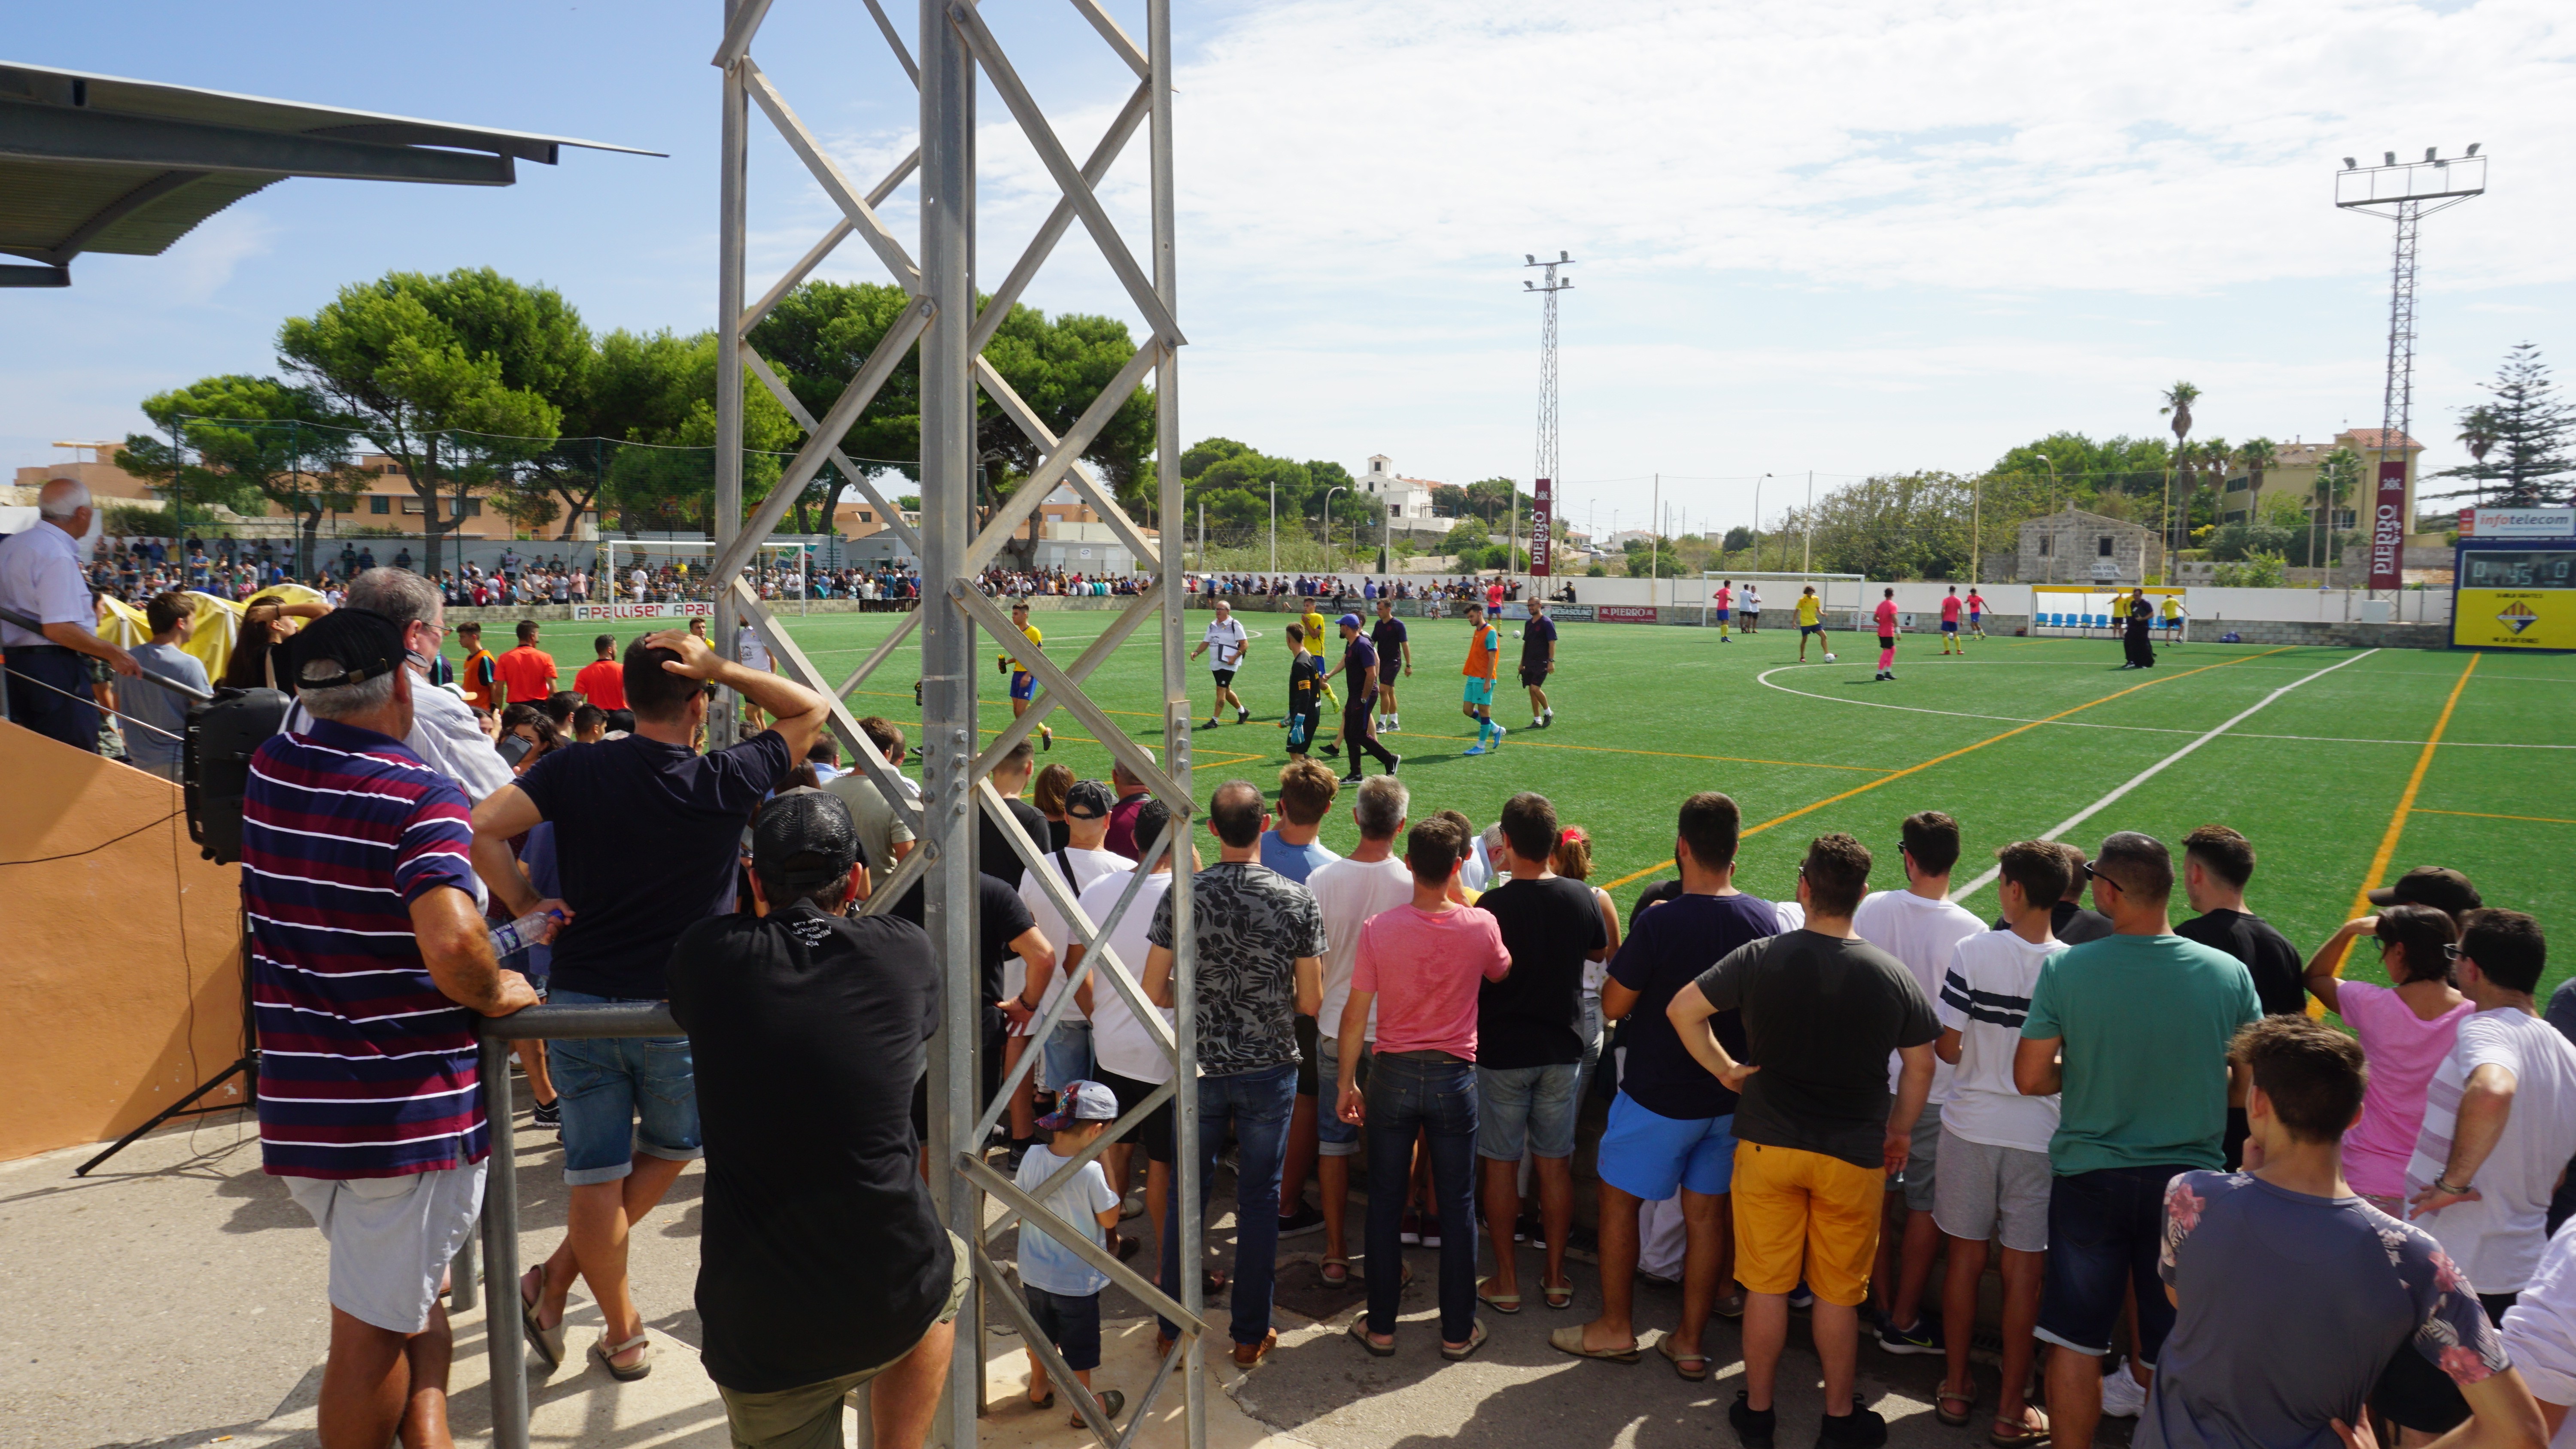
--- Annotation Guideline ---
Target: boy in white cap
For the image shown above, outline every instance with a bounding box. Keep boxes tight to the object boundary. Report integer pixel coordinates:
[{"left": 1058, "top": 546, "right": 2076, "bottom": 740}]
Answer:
[{"left": 1015, "top": 1080, "right": 1128, "bottom": 1428}]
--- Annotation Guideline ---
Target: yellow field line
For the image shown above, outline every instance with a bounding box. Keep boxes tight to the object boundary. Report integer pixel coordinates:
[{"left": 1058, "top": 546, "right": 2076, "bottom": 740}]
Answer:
[
  {"left": 2325, "top": 652, "right": 2481, "bottom": 984},
  {"left": 1599, "top": 647, "right": 2296, "bottom": 891},
  {"left": 2411, "top": 807, "right": 2576, "bottom": 826}
]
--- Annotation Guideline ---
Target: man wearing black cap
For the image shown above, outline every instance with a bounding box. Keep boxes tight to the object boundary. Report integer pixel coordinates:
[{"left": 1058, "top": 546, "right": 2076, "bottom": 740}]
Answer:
[
  {"left": 1323, "top": 613, "right": 1400, "bottom": 785},
  {"left": 669, "top": 789, "right": 963, "bottom": 1449},
  {"left": 243, "top": 608, "right": 541, "bottom": 1449},
  {"left": 2370, "top": 866, "right": 2485, "bottom": 925}
]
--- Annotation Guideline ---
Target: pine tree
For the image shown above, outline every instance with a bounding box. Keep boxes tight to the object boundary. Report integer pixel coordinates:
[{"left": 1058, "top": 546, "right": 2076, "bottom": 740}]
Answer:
[{"left": 2433, "top": 343, "right": 2574, "bottom": 507}]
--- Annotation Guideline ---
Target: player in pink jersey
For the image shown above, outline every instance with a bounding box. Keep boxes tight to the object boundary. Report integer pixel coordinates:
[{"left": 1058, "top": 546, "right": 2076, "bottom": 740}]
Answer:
[
  {"left": 1938, "top": 585, "right": 1965, "bottom": 655},
  {"left": 1873, "top": 588, "right": 1900, "bottom": 681},
  {"left": 1709, "top": 580, "right": 1734, "bottom": 642}
]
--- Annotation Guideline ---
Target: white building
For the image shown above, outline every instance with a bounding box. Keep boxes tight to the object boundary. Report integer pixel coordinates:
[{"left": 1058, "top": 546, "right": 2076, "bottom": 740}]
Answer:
[{"left": 1359, "top": 455, "right": 1440, "bottom": 521}]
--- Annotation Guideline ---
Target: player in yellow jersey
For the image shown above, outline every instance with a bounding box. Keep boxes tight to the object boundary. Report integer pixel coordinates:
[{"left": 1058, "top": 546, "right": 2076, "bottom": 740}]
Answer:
[
  {"left": 1795, "top": 585, "right": 1829, "bottom": 664},
  {"left": 1300, "top": 597, "right": 1339, "bottom": 709},
  {"left": 1461, "top": 601, "right": 1506, "bottom": 754},
  {"left": 1001, "top": 598, "right": 1053, "bottom": 750}
]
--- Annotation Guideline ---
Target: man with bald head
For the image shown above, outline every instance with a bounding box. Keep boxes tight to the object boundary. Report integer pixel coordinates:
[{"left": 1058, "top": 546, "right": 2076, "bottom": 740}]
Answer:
[{"left": 1, "top": 479, "right": 138, "bottom": 751}]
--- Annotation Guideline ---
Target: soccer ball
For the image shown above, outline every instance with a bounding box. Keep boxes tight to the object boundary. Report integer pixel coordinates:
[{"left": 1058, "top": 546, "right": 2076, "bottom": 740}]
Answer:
[
  {"left": 1823, "top": 652, "right": 1838, "bottom": 663},
  {"left": 1512, "top": 629, "right": 1523, "bottom": 639}
]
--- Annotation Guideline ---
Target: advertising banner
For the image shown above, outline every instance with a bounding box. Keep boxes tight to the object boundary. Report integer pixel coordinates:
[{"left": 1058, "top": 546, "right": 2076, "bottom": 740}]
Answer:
[
  {"left": 571, "top": 600, "right": 713, "bottom": 621},
  {"left": 1529, "top": 477, "right": 1555, "bottom": 577},
  {"left": 2457, "top": 507, "right": 2576, "bottom": 540},
  {"left": 1596, "top": 604, "right": 1660, "bottom": 623},
  {"left": 1499, "top": 603, "right": 1593, "bottom": 622},
  {"left": 2369, "top": 459, "right": 2409, "bottom": 591}
]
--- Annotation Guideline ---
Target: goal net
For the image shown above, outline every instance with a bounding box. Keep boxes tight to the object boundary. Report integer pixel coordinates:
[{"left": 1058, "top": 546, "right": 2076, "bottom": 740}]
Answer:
[
  {"left": 1697, "top": 571, "right": 1868, "bottom": 627},
  {"left": 590, "top": 539, "right": 813, "bottom": 618}
]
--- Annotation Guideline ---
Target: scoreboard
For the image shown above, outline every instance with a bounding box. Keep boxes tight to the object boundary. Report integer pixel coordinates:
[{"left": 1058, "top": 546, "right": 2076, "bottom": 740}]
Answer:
[{"left": 2453, "top": 543, "right": 2576, "bottom": 652}]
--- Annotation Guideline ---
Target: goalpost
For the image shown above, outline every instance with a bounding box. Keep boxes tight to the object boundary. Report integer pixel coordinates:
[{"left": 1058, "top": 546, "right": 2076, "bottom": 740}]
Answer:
[
  {"left": 1698, "top": 571, "right": 1867, "bottom": 628},
  {"left": 598, "top": 538, "right": 813, "bottom": 616}
]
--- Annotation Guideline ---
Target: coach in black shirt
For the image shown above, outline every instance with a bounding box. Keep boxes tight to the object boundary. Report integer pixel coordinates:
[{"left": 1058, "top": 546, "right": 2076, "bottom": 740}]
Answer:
[
  {"left": 2173, "top": 824, "right": 2305, "bottom": 1169},
  {"left": 669, "top": 789, "right": 965, "bottom": 1449}
]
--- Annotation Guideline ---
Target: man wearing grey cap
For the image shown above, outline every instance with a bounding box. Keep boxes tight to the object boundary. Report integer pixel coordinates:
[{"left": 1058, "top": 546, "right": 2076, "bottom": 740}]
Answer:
[{"left": 669, "top": 789, "right": 963, "bottom": 1449}]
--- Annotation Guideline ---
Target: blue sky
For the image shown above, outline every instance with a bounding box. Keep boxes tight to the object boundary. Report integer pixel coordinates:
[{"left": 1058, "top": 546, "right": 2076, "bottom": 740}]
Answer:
[{"left": 9, "top": 0, "right": 2571, "bottom": 539}]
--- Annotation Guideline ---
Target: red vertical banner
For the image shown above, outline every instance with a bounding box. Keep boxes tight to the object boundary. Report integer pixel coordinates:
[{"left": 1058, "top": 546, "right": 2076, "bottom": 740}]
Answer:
[
  {"left": 2369, "top": 459, "right": 2408, "bottom": 590},
  {"left": 1529, "top": 476, "right": 1555, "bottom": 577}
]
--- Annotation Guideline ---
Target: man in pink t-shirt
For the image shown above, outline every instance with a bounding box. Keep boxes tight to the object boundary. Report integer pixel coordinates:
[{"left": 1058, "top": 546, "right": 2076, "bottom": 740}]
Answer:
[
  {"left": 1335, "top": 815, "right": 1510, "bottom": 1358},
  {"left": 1710, "top": 581, "right": 1734, "bottom": 642},
  {"left": 1873, "top": 588, "right": 1901, "bottom": 682},
  {"left": 1939, "top": 585, "right": 1965, "bottom": 656}
]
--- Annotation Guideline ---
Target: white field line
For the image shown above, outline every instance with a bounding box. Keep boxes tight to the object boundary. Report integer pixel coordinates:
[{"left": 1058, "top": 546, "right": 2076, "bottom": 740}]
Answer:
[{"left": 1948, "top": 649, "right": 2383, "bottom": 904}]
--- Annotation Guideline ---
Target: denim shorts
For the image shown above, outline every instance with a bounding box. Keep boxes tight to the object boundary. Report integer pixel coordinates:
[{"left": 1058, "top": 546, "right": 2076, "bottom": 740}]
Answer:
[
  {"left": 1475, "top": 1062, "right": 1581, "bottom": 1161},
  {"left": 1315, "top": 1034, "right": 1369, "bottom": 1158},
  {"left": 1041, "top": 1022, "right": 1094, "bottom": 1092},
  {"left": 1024, "top": 1284, "right": 1103, "bottom": 1373},
  {"left": 548, "top": 988, "right": 703, "bottom": 1186},
  {"left": 2035, "top": 1164, "right": 2185, "bottom": 1361},
  {"left": 1597, "top": 1092, "right": 1736, "bottom": 1199}
]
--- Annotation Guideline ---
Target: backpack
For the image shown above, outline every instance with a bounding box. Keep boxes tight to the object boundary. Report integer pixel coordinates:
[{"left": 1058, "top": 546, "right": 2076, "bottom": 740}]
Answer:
[{"left": 184, "top": 686, "right": 291, "bottom": 864}]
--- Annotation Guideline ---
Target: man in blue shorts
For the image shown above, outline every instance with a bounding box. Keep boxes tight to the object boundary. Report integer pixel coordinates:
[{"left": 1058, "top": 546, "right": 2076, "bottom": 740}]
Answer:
[
  {"left": 1005, "top": 598, "right": 1053, "bottom": 751},
  {"left": 1553, "top": 792, "right": 1779, "bottom": 1375}
]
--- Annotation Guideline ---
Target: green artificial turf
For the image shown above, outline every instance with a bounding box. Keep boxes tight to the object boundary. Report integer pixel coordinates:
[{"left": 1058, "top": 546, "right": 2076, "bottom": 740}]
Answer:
[{"left": 462, "top": 612, "right": 2576, "bottom": 1000}]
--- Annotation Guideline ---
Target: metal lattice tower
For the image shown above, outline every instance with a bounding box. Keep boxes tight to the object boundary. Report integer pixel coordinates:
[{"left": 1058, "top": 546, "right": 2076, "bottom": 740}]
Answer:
[
  {"left": 702, "top": 5, "right": 1203, "bottom": 1449},
  {"left": 2336, "top": 147, "right": 2486, "bottom": 537},
  {"left": 1523, "top": 252, "right": 1572, "bottom": 571}
]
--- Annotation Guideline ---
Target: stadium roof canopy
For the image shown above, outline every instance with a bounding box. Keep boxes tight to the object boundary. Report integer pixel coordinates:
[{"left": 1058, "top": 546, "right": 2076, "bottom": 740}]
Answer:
[{"left": 0, "top": 60, "right": 659, "bottom": 288}]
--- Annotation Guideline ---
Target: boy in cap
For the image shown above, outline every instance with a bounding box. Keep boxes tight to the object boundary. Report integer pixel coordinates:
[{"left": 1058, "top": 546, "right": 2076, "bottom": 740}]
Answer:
[{"left": 1014, "top": 1081, "right": 1128, "bottom": 1429}]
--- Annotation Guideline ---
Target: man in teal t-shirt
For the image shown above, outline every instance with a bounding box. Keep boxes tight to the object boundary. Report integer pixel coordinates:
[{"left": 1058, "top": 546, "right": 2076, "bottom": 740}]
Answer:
[{"left": 2012, "top": 832, "right": 2258, "bottom": 1449}]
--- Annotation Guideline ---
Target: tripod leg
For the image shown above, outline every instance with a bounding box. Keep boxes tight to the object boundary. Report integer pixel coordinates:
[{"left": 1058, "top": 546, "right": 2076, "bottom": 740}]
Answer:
[{"left": 75, "top": 1055, "right": 251, "bottom": 1176}]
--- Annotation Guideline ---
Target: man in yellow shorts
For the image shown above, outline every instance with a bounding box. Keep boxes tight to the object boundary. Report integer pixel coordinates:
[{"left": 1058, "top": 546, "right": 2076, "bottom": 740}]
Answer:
[{"left": 1667, "top": 832, "right": 1938, "bottom": 1449}]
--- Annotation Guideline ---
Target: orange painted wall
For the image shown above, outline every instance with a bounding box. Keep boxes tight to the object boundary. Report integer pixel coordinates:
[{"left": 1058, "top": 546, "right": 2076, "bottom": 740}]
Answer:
[{"left": 0, "top": 722, "right": 247, "bottom": 1163}]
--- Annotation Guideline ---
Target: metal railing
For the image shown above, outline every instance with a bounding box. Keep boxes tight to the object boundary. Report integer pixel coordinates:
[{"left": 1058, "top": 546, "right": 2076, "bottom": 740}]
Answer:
[{"left": 473, "top": 1000, "right": 679, "bottom": 1449}]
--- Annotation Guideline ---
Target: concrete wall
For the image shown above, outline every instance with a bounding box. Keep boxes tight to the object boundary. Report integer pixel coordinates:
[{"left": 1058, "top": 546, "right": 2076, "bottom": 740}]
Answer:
[{"left": 0, "top": 724, "right": 248, "bottom": 1164}]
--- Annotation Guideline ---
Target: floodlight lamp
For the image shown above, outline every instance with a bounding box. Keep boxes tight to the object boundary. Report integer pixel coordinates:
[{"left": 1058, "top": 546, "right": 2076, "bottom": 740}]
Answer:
[
  {"left": 1525, "top": 253, "right": 1536, "bottom": 264},
  {"left": 2425, "top": 147, "right": 2438, "bottom": 162},
  {"left": 1558, "top": 251, "right": 1570, "bottom": 262},
  {"left": 2343, "top": 157, "right": 2357, "bottom": 170},
  {"left": 2385, "top": 152, "right": 2397, "bottom": 166},
  {"left": 2467, "top": 142, "right": 2481, "bottom": 156}
]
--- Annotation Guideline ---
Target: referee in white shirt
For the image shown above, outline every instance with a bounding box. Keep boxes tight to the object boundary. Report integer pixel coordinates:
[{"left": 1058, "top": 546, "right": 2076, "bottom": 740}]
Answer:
[{"left": 1, "top": 479, "right": 139, "bottom": 751}]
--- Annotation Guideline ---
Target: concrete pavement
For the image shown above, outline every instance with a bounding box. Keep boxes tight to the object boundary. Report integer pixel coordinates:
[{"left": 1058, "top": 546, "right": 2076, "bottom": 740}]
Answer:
[{"left": 0, "top": 1102, "right": 2129, "bottom": 1449}]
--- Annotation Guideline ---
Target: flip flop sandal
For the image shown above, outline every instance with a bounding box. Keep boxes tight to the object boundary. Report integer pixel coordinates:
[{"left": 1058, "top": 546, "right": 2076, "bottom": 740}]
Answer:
[
  {"left": 519, "top": 1268, "right": 565, "bottom": 1371},
  {"left": 1548, "top": 1324, "right": 1641, "bottom": 1364},
  {"left": 1541, "top": 1276, "right": 1576, "bottom": 1310},
  {"left": 1030, "top": 1387, "right": 1057, "bottom": 1411},
  {"left": 591, "top": 1332, "right": 653, "bottom": 1382},
  {"left": 1203, "top": 1269, "right": 1230, "bottom": 1295},
  {"left": 1475, "top": 1277, "right": 1522, "bottom": 1314},
  {"left": 1659, "top": 1336, "right": 1711, "bottom": 1382},
  {"left": 1073, "top": 1389, "right": 1125, "bottom": 1428},
  {"left": 1346, "top": 1316, "right": 1397, "bottom": 1357},
  {"left": 1319, "top": 1256, "right": 1353, "bottom": 1287},
  {"left": 1440, "top": 1319, "right": 1489, "bottom": 1361},
  {"left": 1990, "top": 1415, "right": 2051, "bottom": 1447},
  {"left": 1935, "top": 1386, "right": 1977, "bottom": 1428},
  {"left": 1715, "top": 1290, "right": 1748, "bottom": 1320}
]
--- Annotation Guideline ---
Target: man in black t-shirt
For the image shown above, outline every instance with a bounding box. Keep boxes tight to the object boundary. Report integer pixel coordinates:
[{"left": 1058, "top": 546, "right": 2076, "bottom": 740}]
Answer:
[
  {"left": 2175, "top": 825, "right": 2306, "bottom": 1169},
  {"left": 1520, "top": 599, "right": 1558, "bottom": 729},
  {"left": 975, "top": 737, "right": 1050, "bottom": 887},
  {"left": 474, "top": 625, "right": 824, "bottom": 1380},
  {"left": 1669, "top": 832, "right": 1938, "bottom": 1449},
  {"left": 671, "top": 791, "right": 963, "bottom": 1449},
  {"left": 1475, "top": 792, "right": 1604, "bottom": 1311},
  {"left": 1369, "top": 596, "right": 1412, "bottom": 733}
]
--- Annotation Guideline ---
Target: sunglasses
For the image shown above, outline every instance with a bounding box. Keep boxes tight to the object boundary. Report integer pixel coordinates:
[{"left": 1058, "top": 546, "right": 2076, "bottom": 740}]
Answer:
[
  {"left": 2442, "top": 943, "right": 2466, "bottom": 962},
  {"left": 2080, "top": 861, "right": 2124, "bottom": 890}
]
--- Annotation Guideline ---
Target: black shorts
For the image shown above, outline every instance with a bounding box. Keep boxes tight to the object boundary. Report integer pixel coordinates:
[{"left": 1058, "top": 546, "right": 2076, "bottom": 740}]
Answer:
[
  {"left": 1518, "top": 662, "right": 1549, "bottom": 689},
  {"left": 1210, "top": 669, "right": 1236, "bottom": 688},
  {"left": 2373, "top": 1292, "right": 2519, "bottom": 1431},
  {"left": 1294, "top": 1013, "right": 1319, "bottom": 1097},
  {"left": 1879, "top": 635, "right": 1896, "bottom": 649},
  {"left": 1097, "top": 1067, "right": 1175, "bottom": 1163}
]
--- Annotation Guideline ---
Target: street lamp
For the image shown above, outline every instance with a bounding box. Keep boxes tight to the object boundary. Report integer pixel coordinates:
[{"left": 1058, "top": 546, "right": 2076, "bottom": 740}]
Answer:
[{"left": 1323, "top": 486, "right": 1348, "bottom": 576}]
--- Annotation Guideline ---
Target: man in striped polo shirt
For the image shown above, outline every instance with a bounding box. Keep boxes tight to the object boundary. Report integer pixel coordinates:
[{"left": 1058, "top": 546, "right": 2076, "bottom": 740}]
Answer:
[{"left": 245, "top": 608, "right": 541, "bottom": 1449}]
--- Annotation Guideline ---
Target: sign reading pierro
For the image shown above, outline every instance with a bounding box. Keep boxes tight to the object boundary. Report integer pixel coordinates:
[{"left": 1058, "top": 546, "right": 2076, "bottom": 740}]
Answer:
[
  {"left": 2368, "top": 459, "right": 2408, "bottom": 591},
  {"left": 1529, "top": 476, "right": 1555, "bottom": 577}
]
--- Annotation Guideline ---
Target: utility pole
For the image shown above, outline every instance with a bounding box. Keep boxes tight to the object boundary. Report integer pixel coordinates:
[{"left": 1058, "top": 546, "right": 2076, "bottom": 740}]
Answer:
[
  {"left": 2336, "top": 146, "right": 2485, "bottom": 594},
  {"left": 1268, "top": 477, "right": 1276, "bottom": 577},
  {"left": 1649, "top": 472, "right": 1659, "bottom": 601},
  {"left": 1802, "top": 471, "right": 1813, "bottom": 575},
  {"left": 1525, "top": 250, "right": 1574, "bottom": 591}
]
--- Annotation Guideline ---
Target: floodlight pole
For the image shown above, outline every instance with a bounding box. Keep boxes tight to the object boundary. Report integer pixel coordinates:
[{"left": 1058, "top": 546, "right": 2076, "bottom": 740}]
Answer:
[
  {"left": 712, "top": 18, "right": 747, "bottom": 744},
  {"left": 1525, "top": 252, "right": 1573, "bottom": 589},
  {"left": 2335, "top": 148, "right": 2486, "bottom": 594}
]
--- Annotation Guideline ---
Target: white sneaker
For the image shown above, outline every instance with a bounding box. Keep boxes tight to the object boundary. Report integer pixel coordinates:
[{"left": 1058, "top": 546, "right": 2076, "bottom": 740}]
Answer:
[{"left": 2099, "top": 1358, "right": 2148, "bottom": 1418}]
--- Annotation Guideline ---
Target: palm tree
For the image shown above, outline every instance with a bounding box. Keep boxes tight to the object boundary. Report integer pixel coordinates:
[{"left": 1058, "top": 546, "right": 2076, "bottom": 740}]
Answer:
[
  {"left": 2238, "top": 437, "right": 2278, "bottom": 522},
  {"left": 2160, "top": 381, "right": 2201, "bottom": 573},
  {"left": 2457, "top": 406, "right": 2498, "bottom": 505},
  {"left": 2190, "top": 435, "right": 2227, "bottom": 546},
  {"left": 2314, "top": 446, "right": 2362, "bottom": 573}
]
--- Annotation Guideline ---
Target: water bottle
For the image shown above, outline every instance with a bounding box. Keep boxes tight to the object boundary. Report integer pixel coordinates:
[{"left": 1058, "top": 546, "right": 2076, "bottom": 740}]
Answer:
[{"left": 489, "top": 906, "right": 564, "bottom": 961}]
